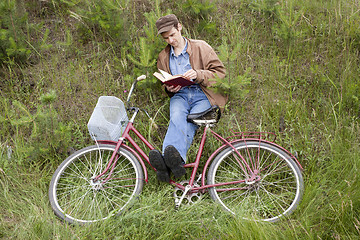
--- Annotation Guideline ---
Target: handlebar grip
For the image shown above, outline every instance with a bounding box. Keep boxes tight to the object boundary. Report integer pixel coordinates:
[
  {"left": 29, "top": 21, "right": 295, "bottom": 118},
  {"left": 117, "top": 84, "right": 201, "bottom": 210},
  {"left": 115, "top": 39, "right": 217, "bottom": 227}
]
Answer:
[{"left": 137, "top": 75, "right": 146, "bottom": 81}]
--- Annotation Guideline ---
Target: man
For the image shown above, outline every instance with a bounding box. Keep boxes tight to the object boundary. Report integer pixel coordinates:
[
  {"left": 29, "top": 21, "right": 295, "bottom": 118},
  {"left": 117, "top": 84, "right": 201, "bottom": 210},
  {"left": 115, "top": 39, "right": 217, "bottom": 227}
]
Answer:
[{"left": 149, "top": 14, "right": 227, "bottom": 182}]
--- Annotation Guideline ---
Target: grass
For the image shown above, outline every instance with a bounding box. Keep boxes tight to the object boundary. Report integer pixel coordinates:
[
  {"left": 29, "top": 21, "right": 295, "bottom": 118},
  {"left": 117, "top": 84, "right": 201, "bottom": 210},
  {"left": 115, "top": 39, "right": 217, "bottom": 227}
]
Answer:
[
  {"left": 0, "top": 163, "right": 305, "bottom": 239},
  {"left": 1, "top": 0, "right": 360, "bottom": 239}
]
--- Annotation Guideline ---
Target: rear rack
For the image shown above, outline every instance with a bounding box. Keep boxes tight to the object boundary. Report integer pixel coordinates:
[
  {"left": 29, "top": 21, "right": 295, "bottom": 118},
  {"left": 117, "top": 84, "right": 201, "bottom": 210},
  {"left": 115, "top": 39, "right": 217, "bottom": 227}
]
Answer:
[{"left": 226, "top": 130, "right": 277, "bottom": 142}]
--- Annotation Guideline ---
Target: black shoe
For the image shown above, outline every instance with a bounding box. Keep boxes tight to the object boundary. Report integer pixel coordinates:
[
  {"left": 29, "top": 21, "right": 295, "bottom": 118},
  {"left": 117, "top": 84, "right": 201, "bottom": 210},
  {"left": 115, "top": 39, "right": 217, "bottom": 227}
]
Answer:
[
  {"left": 149, "top": 149, "right": 170, "bottom": 183},
  {"left": 163, "top": 145, "right": 186, "bottom": 178}
]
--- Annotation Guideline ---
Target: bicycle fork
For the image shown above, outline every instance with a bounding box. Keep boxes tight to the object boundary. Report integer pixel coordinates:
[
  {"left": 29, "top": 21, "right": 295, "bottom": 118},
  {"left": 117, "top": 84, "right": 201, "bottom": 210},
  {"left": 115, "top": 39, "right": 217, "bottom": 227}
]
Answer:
[{"left": 92, "top": 138, "right": 125, "bottom": 184}]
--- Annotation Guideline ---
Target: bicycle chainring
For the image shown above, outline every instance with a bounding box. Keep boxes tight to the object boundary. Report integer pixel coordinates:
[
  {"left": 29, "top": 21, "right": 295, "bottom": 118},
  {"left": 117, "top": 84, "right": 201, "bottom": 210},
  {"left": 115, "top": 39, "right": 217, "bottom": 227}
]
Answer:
[{"left": 173, "top": 180, "right": 202, "bottom": 206}]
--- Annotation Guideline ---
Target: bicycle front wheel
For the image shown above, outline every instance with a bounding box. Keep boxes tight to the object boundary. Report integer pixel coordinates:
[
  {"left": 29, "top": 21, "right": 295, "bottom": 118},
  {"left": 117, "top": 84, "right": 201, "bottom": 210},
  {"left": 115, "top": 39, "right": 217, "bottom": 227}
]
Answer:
[
  {"left": 49, "top": 144, "right": 144, "bottom": 224},
  {"left": 207, "top": 141, "right": 303, "bottom": 222}
]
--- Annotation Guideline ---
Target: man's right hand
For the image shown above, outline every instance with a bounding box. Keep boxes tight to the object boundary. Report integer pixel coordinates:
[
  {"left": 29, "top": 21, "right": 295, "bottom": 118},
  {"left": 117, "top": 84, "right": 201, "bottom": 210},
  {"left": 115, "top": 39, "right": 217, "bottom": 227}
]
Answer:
[{"left": 165, "top": 85, "right": 182, "bottom": 93}]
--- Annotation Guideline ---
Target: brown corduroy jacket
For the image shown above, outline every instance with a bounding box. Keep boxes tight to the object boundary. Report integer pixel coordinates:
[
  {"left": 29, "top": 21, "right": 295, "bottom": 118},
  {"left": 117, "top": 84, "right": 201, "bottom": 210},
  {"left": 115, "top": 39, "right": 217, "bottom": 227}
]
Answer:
[{"left": 157, "top": 38, "right": 227, "bottom": 111}]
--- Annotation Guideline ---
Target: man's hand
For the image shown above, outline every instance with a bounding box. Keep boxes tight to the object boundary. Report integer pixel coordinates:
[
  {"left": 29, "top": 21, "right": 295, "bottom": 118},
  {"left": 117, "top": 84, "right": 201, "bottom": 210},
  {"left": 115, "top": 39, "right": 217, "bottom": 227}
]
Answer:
[
  {"left": 183, "top": 69, "right": 197, "bottom": 80},
  {"left": 165, "top": 85, "right": 182, "bottom": 93},
  {"left": 165, "top": 69, "right": 197, "bottom": 93}
]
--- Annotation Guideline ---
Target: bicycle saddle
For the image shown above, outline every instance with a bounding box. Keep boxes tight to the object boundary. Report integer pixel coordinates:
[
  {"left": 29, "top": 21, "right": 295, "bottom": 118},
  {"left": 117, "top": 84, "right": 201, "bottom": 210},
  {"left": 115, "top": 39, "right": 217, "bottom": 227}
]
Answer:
[{"left": 187, "top": 105, "right": 221, "bottom": 126}]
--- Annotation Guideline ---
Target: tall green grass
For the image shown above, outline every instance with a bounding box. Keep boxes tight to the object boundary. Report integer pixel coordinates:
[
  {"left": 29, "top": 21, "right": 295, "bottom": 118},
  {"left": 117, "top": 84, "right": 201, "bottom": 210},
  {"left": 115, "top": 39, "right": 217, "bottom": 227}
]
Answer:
[{"left": 1, "top": 0, "right": 360, "bottom": 239}]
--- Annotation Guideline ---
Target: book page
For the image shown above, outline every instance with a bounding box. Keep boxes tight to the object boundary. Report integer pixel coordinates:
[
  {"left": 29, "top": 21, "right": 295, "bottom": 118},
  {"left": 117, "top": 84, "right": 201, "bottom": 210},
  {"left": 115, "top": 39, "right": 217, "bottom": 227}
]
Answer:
[
  {"left": 158, "top": 69, "right": 173, "bottom": 80},
  {"left": 153, "top": 72, "right": 166, "bottom": 82},
  {"left": 154, "top": 69, "right": 194, "bottom": 87}
]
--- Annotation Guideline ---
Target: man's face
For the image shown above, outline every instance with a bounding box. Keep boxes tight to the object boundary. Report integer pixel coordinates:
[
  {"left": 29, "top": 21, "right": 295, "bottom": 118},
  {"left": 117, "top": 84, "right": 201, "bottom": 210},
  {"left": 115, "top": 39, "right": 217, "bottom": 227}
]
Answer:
[{"left": 161, "top": 24, "right": 183, "bottom": 48}]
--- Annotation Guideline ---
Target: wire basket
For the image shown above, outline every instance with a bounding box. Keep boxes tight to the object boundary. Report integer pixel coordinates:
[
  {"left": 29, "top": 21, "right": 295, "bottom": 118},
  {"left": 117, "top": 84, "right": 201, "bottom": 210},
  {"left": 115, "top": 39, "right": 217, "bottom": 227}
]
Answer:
[{"left": 87, "top": 96, "right": 129, "bottom": 141}]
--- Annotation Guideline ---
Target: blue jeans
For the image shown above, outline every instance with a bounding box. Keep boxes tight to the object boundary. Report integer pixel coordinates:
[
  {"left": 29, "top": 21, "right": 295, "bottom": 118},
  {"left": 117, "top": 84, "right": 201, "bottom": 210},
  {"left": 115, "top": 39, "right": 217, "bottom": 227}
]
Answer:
[{"left": 162, "top": 85, "right": 211, "bottom": 162}]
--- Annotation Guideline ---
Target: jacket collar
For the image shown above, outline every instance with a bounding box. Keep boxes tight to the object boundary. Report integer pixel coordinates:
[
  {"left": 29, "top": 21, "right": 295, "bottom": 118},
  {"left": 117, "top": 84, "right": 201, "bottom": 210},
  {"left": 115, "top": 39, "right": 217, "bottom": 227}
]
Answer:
[{"left": 162, "top": 38, "right": 192, "bottom": 73}]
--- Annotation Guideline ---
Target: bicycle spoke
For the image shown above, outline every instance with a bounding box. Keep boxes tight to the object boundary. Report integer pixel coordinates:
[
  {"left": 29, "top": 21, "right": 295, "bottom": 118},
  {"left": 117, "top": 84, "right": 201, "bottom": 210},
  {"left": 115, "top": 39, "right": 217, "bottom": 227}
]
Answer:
[
  {"left": 208, "top": 141, "right": 303, "bottom": 222},
  {"left": 49, "top": 145, "right": 143, "bottom": 224},
  {"left": 230, "top": 152, "right": 251, "bottom": 178}
]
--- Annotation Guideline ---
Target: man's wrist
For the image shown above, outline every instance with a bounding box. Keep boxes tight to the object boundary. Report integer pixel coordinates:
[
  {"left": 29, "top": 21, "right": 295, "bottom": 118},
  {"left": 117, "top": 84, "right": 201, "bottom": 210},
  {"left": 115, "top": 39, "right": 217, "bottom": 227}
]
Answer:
[{"left": 194, "top": 70, "right": 204, "bottom": 84}]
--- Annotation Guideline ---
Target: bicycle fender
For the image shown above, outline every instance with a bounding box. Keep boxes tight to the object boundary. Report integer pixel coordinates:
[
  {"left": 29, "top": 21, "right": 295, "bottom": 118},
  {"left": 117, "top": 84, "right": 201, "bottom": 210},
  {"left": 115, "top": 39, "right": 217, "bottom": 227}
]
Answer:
[
  {"left": 230, "top": 138, "right": 304, "bottom": 170},
  {"left": 97, "top": 140, "right": 149, "bottom": 183},
  {"left": 260, "top": 139, "right": 303, "bottom": 170}
]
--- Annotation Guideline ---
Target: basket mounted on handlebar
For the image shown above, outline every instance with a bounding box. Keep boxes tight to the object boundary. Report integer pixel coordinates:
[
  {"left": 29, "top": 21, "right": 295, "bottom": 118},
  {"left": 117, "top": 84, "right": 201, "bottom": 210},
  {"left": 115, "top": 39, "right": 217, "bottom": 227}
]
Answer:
[{"left": 87, "top": 96, "right": 129, "bottom": 141}]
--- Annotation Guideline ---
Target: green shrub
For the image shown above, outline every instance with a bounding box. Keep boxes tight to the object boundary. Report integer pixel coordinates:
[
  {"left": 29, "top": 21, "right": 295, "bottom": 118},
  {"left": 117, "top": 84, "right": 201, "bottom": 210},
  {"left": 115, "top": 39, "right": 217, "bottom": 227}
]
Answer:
[
  {"left": 68, "top": 0, "right": 134, "bottom": 46},
  {"left": 0, "top": 0, "right": 31, "bottom": 65},
  {"left": 0, "top": 93, "right": 73, "bottom": 166},
  {"left": 181, "top": 0, "right": 217, "bottom": 34}
]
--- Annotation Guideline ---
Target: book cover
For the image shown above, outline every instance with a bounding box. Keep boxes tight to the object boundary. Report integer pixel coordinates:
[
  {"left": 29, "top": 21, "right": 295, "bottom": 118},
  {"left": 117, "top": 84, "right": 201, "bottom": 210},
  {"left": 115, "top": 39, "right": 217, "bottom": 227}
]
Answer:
[{"left": 153, "top": 69, "right": 194, "bottom": 87}]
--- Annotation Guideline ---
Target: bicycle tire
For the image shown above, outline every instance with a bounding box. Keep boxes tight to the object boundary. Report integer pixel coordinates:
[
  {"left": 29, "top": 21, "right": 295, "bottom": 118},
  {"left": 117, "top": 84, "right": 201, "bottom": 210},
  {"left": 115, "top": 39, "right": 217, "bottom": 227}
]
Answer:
[
  {"left": 207, "top": 141, "right": 303, "bottom": 222},
  {"left": 49, "top": 144, "right": 144, "bottom": 224}
]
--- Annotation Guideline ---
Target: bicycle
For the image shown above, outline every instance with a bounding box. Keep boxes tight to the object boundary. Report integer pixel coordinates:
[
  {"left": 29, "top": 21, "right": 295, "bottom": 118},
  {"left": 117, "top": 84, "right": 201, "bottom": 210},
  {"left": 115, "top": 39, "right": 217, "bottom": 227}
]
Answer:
[{"left": 49, "top": 75, "right": 304, "bottom": 225}]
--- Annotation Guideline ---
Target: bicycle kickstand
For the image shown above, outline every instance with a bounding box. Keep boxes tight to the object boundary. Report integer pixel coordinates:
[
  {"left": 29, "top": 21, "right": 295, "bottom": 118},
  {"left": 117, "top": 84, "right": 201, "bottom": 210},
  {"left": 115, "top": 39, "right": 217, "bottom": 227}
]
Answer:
[{"left": 175, "top": 185, "right": 192, "bottom": 210}]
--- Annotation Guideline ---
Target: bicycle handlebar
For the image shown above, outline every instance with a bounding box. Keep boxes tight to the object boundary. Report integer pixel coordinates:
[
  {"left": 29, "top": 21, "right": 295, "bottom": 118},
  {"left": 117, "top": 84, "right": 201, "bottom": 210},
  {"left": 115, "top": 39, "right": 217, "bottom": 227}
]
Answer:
[
  {"left": 126, "top": 75, "right": 147, "bottom": 108},
  {"left": 137, "top": 75, "right": 146, "bottom": 81}
]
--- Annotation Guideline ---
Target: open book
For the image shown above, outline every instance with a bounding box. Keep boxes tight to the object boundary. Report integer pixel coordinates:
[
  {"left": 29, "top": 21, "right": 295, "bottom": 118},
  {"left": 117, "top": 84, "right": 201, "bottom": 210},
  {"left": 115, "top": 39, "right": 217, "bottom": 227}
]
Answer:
[{"left": 153, "top": 69, "right": 194, "bottom": 87}]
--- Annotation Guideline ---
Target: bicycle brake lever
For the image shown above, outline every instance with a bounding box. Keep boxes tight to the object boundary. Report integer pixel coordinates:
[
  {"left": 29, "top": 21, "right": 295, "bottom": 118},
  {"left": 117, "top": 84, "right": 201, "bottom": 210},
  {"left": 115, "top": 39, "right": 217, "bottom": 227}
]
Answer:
[
  {"left": 126, "top": 75, "right": 147, "bottom": 109},
  {"left": 142, "top": 109, "right": 159, "bottom": 129}
]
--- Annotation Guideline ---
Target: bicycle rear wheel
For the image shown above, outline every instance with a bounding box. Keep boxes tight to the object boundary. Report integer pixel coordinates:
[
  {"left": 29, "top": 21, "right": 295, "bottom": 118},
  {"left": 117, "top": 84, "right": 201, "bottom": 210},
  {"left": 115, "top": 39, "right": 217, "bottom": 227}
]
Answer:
[
  {"left": 207, "top": 141, "right": 303, "bottom": 222},
  {"left": 49, "top": 144, "right": 143, "bottom": 224}
]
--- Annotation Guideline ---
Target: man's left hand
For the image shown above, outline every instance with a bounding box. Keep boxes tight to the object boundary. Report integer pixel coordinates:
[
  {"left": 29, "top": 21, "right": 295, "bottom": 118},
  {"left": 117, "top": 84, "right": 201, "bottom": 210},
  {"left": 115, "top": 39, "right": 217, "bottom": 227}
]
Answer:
[{"left": 183, "top": 69, "right": 197, "bottom": 80}]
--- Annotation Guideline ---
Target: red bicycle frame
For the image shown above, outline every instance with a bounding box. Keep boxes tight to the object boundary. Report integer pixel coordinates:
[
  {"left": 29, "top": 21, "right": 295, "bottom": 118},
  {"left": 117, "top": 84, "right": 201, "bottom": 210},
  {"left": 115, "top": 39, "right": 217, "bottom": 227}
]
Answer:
[{"left": 92, "top": 106, "right": 303, "bottom": 193}]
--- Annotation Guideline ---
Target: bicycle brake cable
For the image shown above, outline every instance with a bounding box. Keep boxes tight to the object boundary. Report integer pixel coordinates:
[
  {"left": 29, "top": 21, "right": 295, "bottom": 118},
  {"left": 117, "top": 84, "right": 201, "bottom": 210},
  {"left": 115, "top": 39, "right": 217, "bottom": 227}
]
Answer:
[{"left": 141, "top": 108, "right": 158, "bottom": 130}]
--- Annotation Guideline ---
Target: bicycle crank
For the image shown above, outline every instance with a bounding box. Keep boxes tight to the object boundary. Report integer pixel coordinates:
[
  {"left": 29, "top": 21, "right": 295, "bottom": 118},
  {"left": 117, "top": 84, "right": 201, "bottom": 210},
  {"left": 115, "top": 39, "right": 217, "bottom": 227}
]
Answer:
[{"left": 173, "top": 180, "right": 203, "bottom": 209}]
